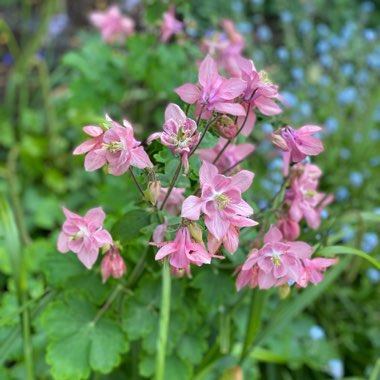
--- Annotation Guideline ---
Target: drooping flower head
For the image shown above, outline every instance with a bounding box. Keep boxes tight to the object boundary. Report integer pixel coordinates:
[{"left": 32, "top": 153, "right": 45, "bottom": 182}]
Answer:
[
  {"left": 89, "top": 5, "right": 135, "bottom": 44},
  {"left": 148, "top": 103, "right": 199, "bottom": 173},
  {"left": 297, "top": 258, "right": 337, "bottom": 287},
  {"left": 156, "top": 187, "right": 185, "bottom": 215},
  {"left": 152, "top": 226, "right": 215, "bottom": 275},
  {"left": 101, "top": 245, "right": 127, "bottom": 283},
  {"left": 236, "top": 225, "right": 312, "bottom": 290},
  {"left": 74, "top": 115, "right": 152, "bottom": 176},
  {"left": 175, "top": 55, "right": 247, "bottom": 119},
  {"left": 181, "top": 161, "right": 257, "bottom": 240},
  {"left": 161, "top": 6, "right": 183, "bottom": 42},
  {"left": 57, "top": 207, "right": 113, "bottom": 269},
  {"left": 197, "top": 137, "right": 255, "bottom": 173}
]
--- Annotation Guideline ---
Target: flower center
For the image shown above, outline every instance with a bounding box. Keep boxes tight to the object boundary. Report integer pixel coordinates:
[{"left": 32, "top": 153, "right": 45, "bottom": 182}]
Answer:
[
  {"left": 271, "top": 254, "right": 281, "bottom": 267},
  {"left": 215, "top": 194, "right": 230, "bottom": 209},
  {"left": 259, "top": 70, "right": 272, "bottom": 85},
  {"left": 103, "top": 141, "right": 124, "bottom": 153}
]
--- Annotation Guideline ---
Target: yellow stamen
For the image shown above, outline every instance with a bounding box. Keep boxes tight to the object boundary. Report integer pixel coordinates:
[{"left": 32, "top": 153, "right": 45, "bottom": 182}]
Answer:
[{"left": 215, "top": 194, "right": 230, "bottom": 210}]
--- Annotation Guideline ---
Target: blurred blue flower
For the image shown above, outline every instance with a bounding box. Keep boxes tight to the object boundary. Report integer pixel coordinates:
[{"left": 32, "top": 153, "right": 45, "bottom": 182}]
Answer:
[
  {"left": 2, "top": 53, "right": 13, "bottom": 65},
  {"left": 349, "top": 172, "right": 363, "bottom": 187},
  {"left": 299, "top": 20, "right": 312, "bottom": 34},
  {"left": 327, "top": 359, "right": 344, "bottom": 379},
  {"left": 363, "top": 29, "right": 377, "bottom": 42},
  {"left": 361, "top": 232, "right": 378, "bottom": 253},
  {"left": 291, "top": 67, "right": 304, "bottom": 81},
  {"left": 374, "top": 208, "right": 380, "bottom": 215},
  {"left": 357, "top": 69, "right": 369, "bottom": 84},
  {"left": 281, "top": 91, "right": 298, "bottom": 107},
  {"left": 280, "top": 11, "right": 293, "bottom": 23},
  {"left": 320, "top": 209, "right": 329, "bottom": 219},
  {"left": 271, "top": 172, "right": 283, "bottom": 183},
  {"left": 268, "top": 157, "right": 283, "bottom": 170},
  {"left": 256, "top": 25, "right": 272, "bottom": 41},
  {"left": 309, "top": 325, "right": 325, "bottom": 340},
  {"left": 48, "top": 13, "right": 69, "bottom": 37},
  {"left": 370, "top": 130, "right": 380, "bottom": 140},
  {"left": 325, "top": 117, "right": 338, "bottom": 134},
  {"left": 257, "top": 200, "right": 268, "bottom": 209},
  {"left": 336, "top": 186, "right": 349, "bottom": 201},
  {"left": 252, "top": 50, "right": 264, "bottom": 62},
  {"left": 341, "top": 63, "right": 354, "bottom": 77},
  {"left": 124, "top": 0, "right": 140, "bottom": 11},
  {"left": 354, "top": 132, "right": 362, "bottom": 142},
  {"left": 251, "top": 0, "right": 264, "bottom": 4},
  {"left": 287, "top": 280, "right": 295, "bottom": 286},
  {"left": 373, "top": 106, "right": 380, "bottom": 122},
  {"left": 319, "top": 75, "right": 331, "bottom": 87},
  {"left": 338, "top": 87, "right": 357, "bottom": 105},
  {"left": 316, "top": 40, "right": 330, "bottom": 54},
  {"left": 367, "top": 51, "right": 380, "bottom": 70},
  {"left": 262, "top": 123, "right": 273, "bottom": 134},
  {"left": 360, "top": 1, "right": 375, "bottom": 13},
  {"left": 303, "top": 156, "right": 312, "bottom": 164},
  {"left": 231, "top": 0, "right": 244, "bottom": 13},
  {"left": 340, "top": 148, "right": 351, "bottom": 159},
  {"left": 316, "top": 24, "right": 329, "bottom": 36},
  {"left": 299, "top": 101, "right": 312, "bottom": 117},
  {"left": 342, "top": 225, "right": 355, "bottom": 242},
  {"left": 370, "top": 156, "right": 380, "bottom": 167},
  {"left": 292, "top": 48, "right": 304, "bottom": 59},
  {"left": 277, "top": 47, "right": 289, "bottom": 61},
  {"left": 341, "top": 22, "right": 356, "bottom": 41},
  {"left": 320, "top": 54, "right": 333, "bottom": 68},
  {"left": 367, "top": 269, "right": 380, "bottom": 284},
  {"left": 236, "top": 22, "right": 252, "bottom": 34},
  {"left": 330, "top": 35, "right": 345, "bottom": 48}
]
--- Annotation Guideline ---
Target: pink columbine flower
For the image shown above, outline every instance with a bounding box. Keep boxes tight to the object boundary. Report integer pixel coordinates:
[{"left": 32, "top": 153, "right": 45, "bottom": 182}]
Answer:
[
  {"left": 197, "top": 137, "right": 255, "bottom": 173},
  {"left": 161, "top": 6, "right": 183, "bottom": 42},
  {"left": 236, "top": 225, "right": 312, "bottom": 290},
  {"left": 276, "top": 213, "right": 301, "bottom": 241},
  {"left": 153, "top": 226, "right": 215, "bottom": 275},
  {"left": 285, "top": 163, "right": 333, "bottom": 230},
  {"left": 297, "top": 258, "right": 337, "bottom": 287},
  {"left": 271, "top": 125, "right": 324, "bottom": 175},
  {"left": 175, "top": 55, "right": 247, "bottom": 119},
  {"left": 101, "top": 245, "right": 127, "bottom": 283},
  {"left": 74, "top": 115, "right": 152, "bottom": 176},
  {"left": 156, "top": 187, "right": 185, "bottom": 215},
  {"left": 147, "top": 103, "right": 199, "bottom": 173},
  {"left": 89, "top": 5, "right": 135, "bottom": 44},
  {"left": 57, "top": 207, "right": 113, "bottom": 269},
  {"left": 181, "top": 161, "right": 257, "bottom": 240}
]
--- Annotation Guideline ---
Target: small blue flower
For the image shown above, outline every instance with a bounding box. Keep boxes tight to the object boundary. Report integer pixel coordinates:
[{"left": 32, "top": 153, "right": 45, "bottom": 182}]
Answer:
[
  {"left": 349, "top": 172, "right": 363, "bottom": 187},
  {"left": 370, "top": 157, "right": 380, "bottom": 167},
  {"left": 48, "top": 13, "right": 69, "bottom": 37},
  {"left": 374, "top": 208, "right": 380, "bottom": 215},
  {"left": 316, "top": 40, "right": 330, "bottom": 54},
  {"left": 370, "top": 130, "right": 380, "bottom": 140},
  {"left": 320, "top": 209, "right": 329, "bottom": 219},
  {"left": 257, "top": 200, "right": 268, "bottom": 209},
  {"left": 330, "top": 35, "right": 345, "bottom": 49},
  {"left": 341, "top": 22, "right": 356, "bottom": 41},
  {"left": 363, "top": 29, "right": 377, "bottom": 42},
  {"left": 252, "top": 50, "right": 264, "bottom": 62},
  {"left": 319, "top": 75, "right": 331, "bottom": 87},
  {"left": 287, "top": 280, "right": 295, "bottom": 286},
  {"left": 300, "top": 101, "right": 312, "bottom": 117},
  {"left": 268, "top": 157, "right": 283, "bottom": 170},
  {"left": 299, "top": 20, "right": 312, "bottom": 34},
  {"left": 340, "top": 148, "right": 351, "bottom": 159},
  {"left": 281, "top": 91, "right": 298, "bottom": 107},
  {"left": 341, "top": 63, "right": 354, "bottom": 77},
  {"left": 361, "top": 232, "right": 378, "bottom": 253},
  {"left": 342, "top": 225, "right": 355, "bottom": 242},
  {"left": 280, "top": 11, "right": 293, "bottom": 23},
  {"left": 357, "top": 69, "right": 369, "bottom": 84},
  {"left": 291, "top": 67, "right": 304, "bottom": 81},
  {"left": 320, "top": 54, "right": 333, "bottom": 68},
  {"left": 373, "top": 106, "right": 380, "bottom": 122},
  {"left": 309, "top": 325, "right": 325, "bottom": 340},
  {"left": 325, "top": 117, "right": 338, "bottom": 134},
  {"left": 292, "top": 48, "right": 304, "bottom": 60},
  {"left": 338, "top": 87, "right": 357, "bottom": 105},
  {"left": 360, "top": 1, "right": 375, "bottom": 13},
  {"left": 2, "top": 52, "right": 13, "bottom": 65},
  {"left": 367, "top": 52, "right": 380, "bottom": 70},
  {"left": 316, "top": 24, "right": 329, "bottom": 36},
  {"left": 336, "top": 186, "right": 349, "bottom": 201},
  {"left": 277, "top": 47, "right": 289, "bottom": 61},
  {"left": 327, "top": 359, "right": 344, "bottom": 379},
  {"left": 236, "top": 22, "right": 252, "bottom": 34},
  {"left": 256, "top": 25, "right": 272, "bottom": 41},
  {"left": 231, "top": 0, "right": 244, "bottom": 13},
  {"left": 251, "top": 0, "right": 264, "bottom": 4},
  {"left": 367, "top": 269, "right": 380, "bottom": 284},
  {"left": 262, "top": 123, "right": 273, "bottom": 134}
]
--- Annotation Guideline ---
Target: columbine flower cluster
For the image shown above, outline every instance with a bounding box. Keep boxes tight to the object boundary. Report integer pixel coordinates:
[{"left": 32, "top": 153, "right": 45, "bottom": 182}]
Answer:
[{"left": 57, "top": 7, "right": 336, "bottom": 290}]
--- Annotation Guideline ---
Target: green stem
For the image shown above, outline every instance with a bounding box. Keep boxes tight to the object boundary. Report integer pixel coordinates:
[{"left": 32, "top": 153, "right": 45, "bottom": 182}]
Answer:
[
  {"left": 189, "top": 115, "right": 217, "bottom": 156},
  {"left": 129, "top": 168, "right": 145, "bottom": 198},
  {"left": 239, "top": 289, "right": 266, "bottom": 363},
  {"left": 93, "top": 284, "right": 123, "bottom": 324},
  {"left": 155, "top": 259, "right": 171, "bottom": 380},
  {"left": 159, "top": 161, "right": 182, "bottom": 211}
]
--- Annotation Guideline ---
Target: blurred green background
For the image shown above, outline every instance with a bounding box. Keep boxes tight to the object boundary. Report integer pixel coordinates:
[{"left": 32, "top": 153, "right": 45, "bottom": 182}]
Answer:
[{"left": 0, "top": 0, "right": 379, "bottom": 379}]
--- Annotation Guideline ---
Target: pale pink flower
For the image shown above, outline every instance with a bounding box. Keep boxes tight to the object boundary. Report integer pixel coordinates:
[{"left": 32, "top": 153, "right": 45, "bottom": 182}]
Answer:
[
  {"left": 207, "top": 224, "right": 242, "bottom": 255},
  {"left": 156, "top": 187, "right": 185, "bottom": 215},
  {"left": 286, "top": 163, "right": 333, "bottom": 230},
  {"left": 153, "top": 219, "right": 169, "bottom": 243},
  {"left": 74, "top": 115, "right": 152, "bottom": 176},
  {"left": 161, "top": 6, "right": 183, "bottom": 42},
  {"left": 181, "top": 161, "right": 257, "bottom": 240},
  {"left": 276, "top": 214, "right": 301, "bottom": 241},
  {"left": 153, "top": 226, "right": 214, "bottom": 275},
  {"left": 57, "top": 207, "right": 113, "bottom": 269},
  {"left": 271, "top": 125, "right": 324, "bottom": 174},
  {"left": 101, "top": 246, "right": 127, "bottom": 283},
  {"left": 297, "top": 258, "right": 337, "bottom": 287},
  {"left": 89, "top": 5, "right": 135, "bottom": 44},
  {"left": 236, "top": 225, "right": 312, "bottom": 290},
  {"left": 197, "top": 137, "right": 255, "bottom": 172},
  {"left": 147, "top": 103, "right": 199, "bottom": 173},
  {"left": 175, "top": 55, "right": 247, "bottom": 119}
]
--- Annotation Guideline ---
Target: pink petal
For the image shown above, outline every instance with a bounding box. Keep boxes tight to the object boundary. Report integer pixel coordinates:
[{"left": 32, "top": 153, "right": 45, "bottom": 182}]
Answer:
[
  {"left": 62, "top": 207, "right": 81, "bottom": 220},
  {"left": 229, "top": 199, "right": 253, "bottom": 217},
  {"left": 147, "top": 132, "right": 162, "bottom": 144},
  {"left": 207, "top": 233, "right": 222, "bottom": 255},
  {"left": 181, "top": 195, "right": 203, "bottom": 220},
  {"left": 93, "top": 229, "right": 113, "bottom": 246},
  {"left": 204, "top": 212, "right": 230, "bottom": 240},
  {"left": 175, "top": 83, "right": 201, "bottom": 104},
  {"left": 238, "top": 109, "right": 256, "bottom": 136},
  {"left": 213, "top": 102, "right": 247, "bottom": 116},
  {"left": 242, "top": 249, "right": 259, "bottom": 270},
  {"left": 199, "top": 160, "right": 219, "bottom": 186},
  {"left": 297, "top": 136, "right": 324, "bottom": 156},
  {"left": 84, "top": 150, "right": 107, "bottom": 171},
  {"left": 217, "top": 78, "right": 247, "bottom": 100},
  {"left": 85, "top": 207, "right": 106, "bottom": 227},
  {"left": 299, "top": 125, "right": 322, "bottom": 134},
  {"left": 223, "top": 226, "right": 239, "bottom": 254},
  {"left": 165, "top": 103, "right": 186, "bottom": 124},
  {"left": 155, "top": 243, "right": 177, "bottom": 261},
  {"left": 264, "top": 225, "right": 283, "bottom": 244},
  {"left": 198, "top": 55, "right": 219, "bottom": 89},
  {"left": 287, "top": 241, "right": 313, "bottom": 259},
  {"left": 77, "top": 246, "right": 99, "bottom": 269},
  {"left": 57, "top": 232, "right": 69, "bottom": 253},
  {"left": 73, "top": 139, "right": 99, "bottom": 155},
  {"left": 231, "top": 170, "right": 254, "bottom": 192},
  {"left": 255, "top": 97, "right": 282, "bottom": 116},
  {"left": 83, "top": 126, "right": 103, "bottom": 137},
  {"left": 130, "top": 146, "right": 153, "bottom": 169}
]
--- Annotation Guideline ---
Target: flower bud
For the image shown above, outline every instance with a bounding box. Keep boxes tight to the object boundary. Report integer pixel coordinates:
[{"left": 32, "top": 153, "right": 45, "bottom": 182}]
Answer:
[
  {"left": 277, "top": 215, "right": 300, "bottom": 241},
  {"left": 216, "top": 115, "right": 238, "bottom": 139},
  {"left": 101, "top": 247, "right": 127, "bottom": 283},
  {"left": 187, "top": 221, "right": 203, "bottom": 243},
  {"left": 144, "top": 180, "right": 161, "bottom": 205},
  {"left": 270, "top": 130, "right": 288, "bottom": 151}
]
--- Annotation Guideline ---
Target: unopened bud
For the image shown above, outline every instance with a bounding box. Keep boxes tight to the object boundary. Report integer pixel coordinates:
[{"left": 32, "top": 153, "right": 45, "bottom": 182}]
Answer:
[
  {"left": 101, "top": 247, "right": 127, "bottom": 283},
  {"left": 216, "top": 115, "right": 238, "bottom": 139},
  {"left": 144, "top": 181, "right": 161, "bottom": 205},
  {"left": 170, "top": 266, "right": 186, "bottom": 278},
  {"left": 270, "top": 130, "right": 288, "bottom": 151},
  {"left": 187, "top": 222, "right": 203, "bottom": 243},
  {"left": 279, "top": 285, "right": 291, "bottom": 299}
]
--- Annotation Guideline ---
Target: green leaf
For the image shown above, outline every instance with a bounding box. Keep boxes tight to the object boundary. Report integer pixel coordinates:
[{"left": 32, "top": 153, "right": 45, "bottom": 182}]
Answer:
[
  {"left": 318, "top": 245, "right": 380, "bottom": 270},
  {"left": 41, "top": 294, "right": 128, "bottom": 380},
  {"left": 178, "top": 335, "right": 206, "bottom": 365},
  {"left": 111, "top": 209, "right": 152, "bottom": 244}
]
